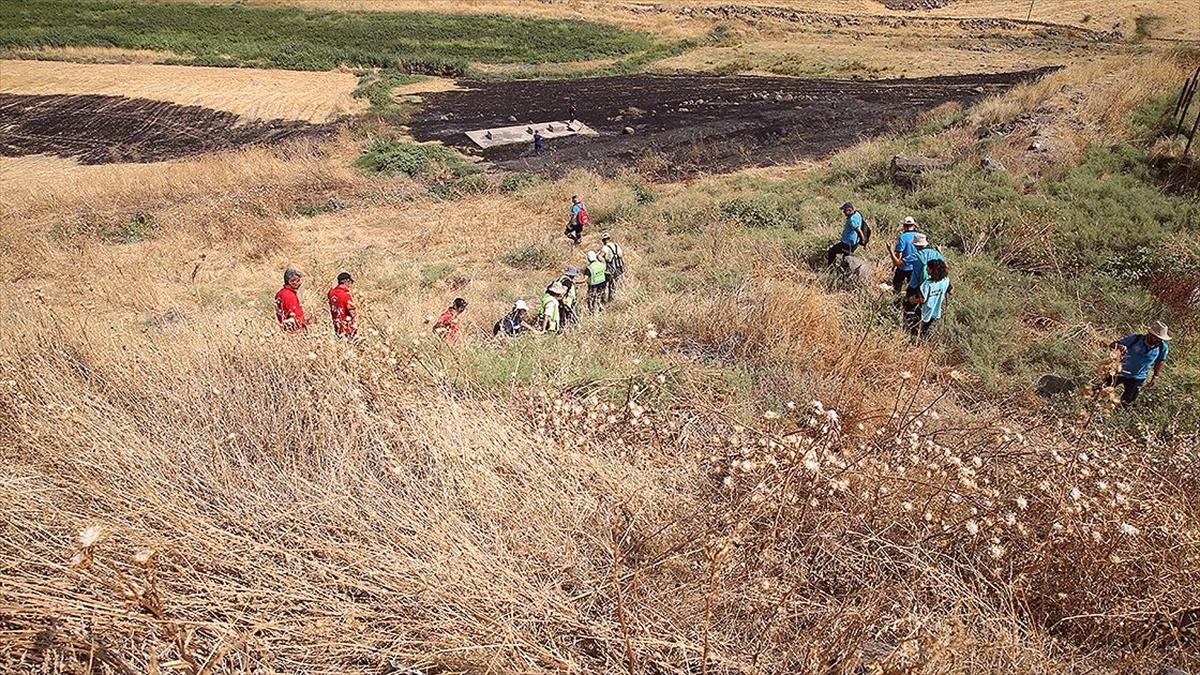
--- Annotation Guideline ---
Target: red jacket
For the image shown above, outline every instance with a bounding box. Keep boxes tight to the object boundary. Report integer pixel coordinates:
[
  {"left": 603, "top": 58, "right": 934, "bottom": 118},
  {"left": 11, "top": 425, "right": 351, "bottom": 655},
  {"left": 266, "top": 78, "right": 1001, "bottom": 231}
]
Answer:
[
  {"left": 327, "top": 285, "right": 356, "bottom": 336},
  {"left": 434, "top": 307, "right": 460, "bottom": 341},
  {"left": 275, "top": 286, "right": 307, "bottom": 332}
]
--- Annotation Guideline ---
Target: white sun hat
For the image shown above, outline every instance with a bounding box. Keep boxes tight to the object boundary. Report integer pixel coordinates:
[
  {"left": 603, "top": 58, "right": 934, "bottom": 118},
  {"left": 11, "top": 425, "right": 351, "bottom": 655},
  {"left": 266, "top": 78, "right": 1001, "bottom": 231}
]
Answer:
[
  {"left": 902, "top": 216, "right": 917, "bottom": 227},
  {"left": 514, "top": 300, "right": 528, "bottom": 311},
  {"left": 912, "top": 233, "right": 929, "bottom": 246},
  {"left": 1149, "top": 321, "right": 1171, "bottom": 341}
]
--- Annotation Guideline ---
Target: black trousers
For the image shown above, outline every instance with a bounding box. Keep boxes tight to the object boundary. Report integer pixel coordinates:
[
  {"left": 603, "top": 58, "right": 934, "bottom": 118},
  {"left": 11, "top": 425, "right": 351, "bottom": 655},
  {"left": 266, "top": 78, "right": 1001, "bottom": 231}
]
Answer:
[
  {"left": 826, "top": 242, "right": 858, "bottom": 265},
  {"left": 892, "top": 268, "right": 911, "bottom": 293},
  {"left": 1103, "top": 374, "right": 1145, "bottom": 406}
]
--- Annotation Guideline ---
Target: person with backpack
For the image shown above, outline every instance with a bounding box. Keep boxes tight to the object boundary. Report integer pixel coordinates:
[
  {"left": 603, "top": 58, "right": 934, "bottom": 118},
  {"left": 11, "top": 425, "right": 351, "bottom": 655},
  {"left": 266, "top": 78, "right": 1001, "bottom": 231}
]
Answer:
[
  {"left": 540, "top": 283, "right": 566, "bottom": 334},
  {"left": 585, "top": 250, "right": 607, "bottom": 313},
  {"left": 533, "top": 130, "right": 544, "bottom": 155},
  {"left": 600, "top": 232, "right": 625, "bottom": 301},
  {"left": 549, "top": 266, "right": 580, "bottom": 327},
  {"left": 826, "top": 202, "right": 867, "bottom": 266},
  {"left": 903, "top": 233, "right": 944, "bottom": 303},
  {"left": 493, "top": 299, "right": 529, "bottom": 338},
  {"left": 906, "top": 258, "right": 951, "bottom": 340},
  {"left": 565, "top": 194, "right": 589, "bottom": 245},
  {"left": 1104, "top": 322, "right": 1171, "bottom": 406},
  {"left": 889, "top": 216, "right": 920, "bottom": 294}
]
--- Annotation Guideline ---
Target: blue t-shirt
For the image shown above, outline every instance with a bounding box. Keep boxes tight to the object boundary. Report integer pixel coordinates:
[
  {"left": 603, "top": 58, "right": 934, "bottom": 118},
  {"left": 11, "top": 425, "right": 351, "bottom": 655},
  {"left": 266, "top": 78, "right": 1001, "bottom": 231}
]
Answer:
[
  {"left": 841, "top": 212, "right": 863, "bottom": 246},
  {"left": 570, "top": 203, "right": 583, "bottom": 225},
  {"left": 908, "top": 248, "right": 945, "bottom": 289},
  {"left": 894, "top": 231, "right": 919, "bottom": 271},
  {"left": 1117, "top": 334, "right": 1168, "bottom": 380},
  {"left": 919, "top": 278, "right": 950, "bottom": 322}
]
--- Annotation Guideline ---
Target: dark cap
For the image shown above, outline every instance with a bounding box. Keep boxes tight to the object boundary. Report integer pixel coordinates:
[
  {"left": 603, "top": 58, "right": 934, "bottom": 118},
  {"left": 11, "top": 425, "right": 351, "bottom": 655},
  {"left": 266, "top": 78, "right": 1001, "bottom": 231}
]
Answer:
[
  {"left": 452, "top": 297, "right": 468, "bottom": 310},
  {"left": 337, "top": 271, "right": 354, "bottom": 284},
  {"left": 841, "top": 202, "right": 854, "bottom": 210}
]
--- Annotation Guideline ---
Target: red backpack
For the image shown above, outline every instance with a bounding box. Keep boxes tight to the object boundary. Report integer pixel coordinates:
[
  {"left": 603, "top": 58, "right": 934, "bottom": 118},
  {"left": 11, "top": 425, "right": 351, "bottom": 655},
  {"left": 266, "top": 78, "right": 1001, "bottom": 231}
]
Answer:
[{"left": 576, "top": 205, "right": 590, "bottom": 228}]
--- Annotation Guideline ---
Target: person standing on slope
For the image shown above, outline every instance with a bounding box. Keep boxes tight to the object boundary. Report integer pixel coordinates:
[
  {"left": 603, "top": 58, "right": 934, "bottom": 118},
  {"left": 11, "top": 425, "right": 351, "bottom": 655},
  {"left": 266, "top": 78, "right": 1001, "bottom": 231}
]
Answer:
[
  {"left": 275, "top": 267, "right": 308, "bottom": 334},
  {"left": 540, "top": 283, "right": 566, "bottom": 334},
  {"left": 585, "top": 250, "right": 607, "bottom": 314},
  {"left": 565, "top": 194, "right": 589, "bottom": 245},
  {"left": 549, "top": 266, "right": 580, "bottom": 328},
  {"left": 903, "top": 233, "right": 945, "bottom": 320},
  {"left": 890, "top": 216, "right": 920, "bottom": 294},
  {"left": 906, "top": 258, "right": 951, "bottom": 340},
  {"left": 1104, "top": 322, "right": 1171, "bottom": 406},
  {"left": 327, "top": 271, "right": 357, "bottom": 338},
  {"left": 826, "top": 201, "right": 865, "bottom": 265},
  {"left": 600, "top": 232, "right": 625, "bottom": 301}
]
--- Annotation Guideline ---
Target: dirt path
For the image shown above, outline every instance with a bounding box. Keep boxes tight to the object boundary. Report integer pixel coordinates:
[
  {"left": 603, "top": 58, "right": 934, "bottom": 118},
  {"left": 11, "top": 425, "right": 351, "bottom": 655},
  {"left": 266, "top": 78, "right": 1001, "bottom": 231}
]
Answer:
[
  {"left": 409, "top": 68, "right": 1055, "bottom": 177},
  {"left": 0, "top": 94, "right": 336, "bottom": 165}
]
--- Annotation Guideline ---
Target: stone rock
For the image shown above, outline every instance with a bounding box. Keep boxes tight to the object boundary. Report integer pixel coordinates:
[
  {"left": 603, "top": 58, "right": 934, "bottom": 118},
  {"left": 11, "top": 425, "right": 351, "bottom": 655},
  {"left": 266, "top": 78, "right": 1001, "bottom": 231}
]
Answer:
[
  {"left": 1036, "top": 374, "right": 1084, "bottom": 398},
  {"left": 507, "top": 115, "right": 517, "bottom": 122},
  {"left": 326, "top": 195, "right": 347, "bottom": 211},
  {"left": 842, "top": 255, "right": 876, "bottom": 288},
  {"left": 981, "top": 157, "right": 1007, "bottom": 173},
  {"left": 623, "top": 126, "right": 635, "bottom": 135},
  {"left": 891, "top": 155, "right": 952, "bottom": 185}
]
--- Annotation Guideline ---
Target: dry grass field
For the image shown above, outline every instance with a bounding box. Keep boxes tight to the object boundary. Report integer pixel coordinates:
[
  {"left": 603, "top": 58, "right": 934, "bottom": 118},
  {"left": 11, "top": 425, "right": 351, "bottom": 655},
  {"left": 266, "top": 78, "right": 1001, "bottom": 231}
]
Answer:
[
  {"left": 1, "top": 2, "right": 1198, "bottom": 673},
  {"left": 0, "top": 59, "right": 366, "bottom": 123}
]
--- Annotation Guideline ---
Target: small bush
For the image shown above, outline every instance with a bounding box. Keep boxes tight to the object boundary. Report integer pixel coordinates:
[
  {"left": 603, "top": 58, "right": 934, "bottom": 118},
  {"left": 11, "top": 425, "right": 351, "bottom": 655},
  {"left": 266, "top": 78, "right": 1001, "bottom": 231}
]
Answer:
[
  {"left": 420, "top": 262, "right": 457, "bottom": 288},
  {"left": 501, "top": 243, "right": 560, "bottom": 271},
  {"left": 430, "top": 174, "right": 489, "bottom": 200},
  {"left": 719, "top": 198, "right": 789, "bottom": 229},
  {"left": 499, "top": 173, "right": 541, "bottom": 194},
  {"left": 353, "top": 140, "right": 474, "bottom": 179},
  {"left": 100, "top": 211, "right": 156, "bottom": 244}
]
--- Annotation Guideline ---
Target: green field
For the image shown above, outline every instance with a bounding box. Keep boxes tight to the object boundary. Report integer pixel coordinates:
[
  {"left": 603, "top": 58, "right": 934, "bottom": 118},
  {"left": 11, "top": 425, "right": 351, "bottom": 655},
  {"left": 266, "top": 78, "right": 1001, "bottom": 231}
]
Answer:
[{"left": 0, "top": 0, "right": 656, "bottom": 73}]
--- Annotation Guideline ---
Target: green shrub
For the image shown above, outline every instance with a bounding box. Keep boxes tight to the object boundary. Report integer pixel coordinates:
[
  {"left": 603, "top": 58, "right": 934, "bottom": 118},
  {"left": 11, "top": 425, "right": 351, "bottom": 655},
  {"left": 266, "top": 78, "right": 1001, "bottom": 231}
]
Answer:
[
  {"left": 501, "top": 243, "right": 560, "bottom": 271},
  {"left": 430, "top": 174, "right": 489, "bottom": 200},
  {"left": 353, "top": 140, "right": 475, "bottom": 179},
  {"left": 718, "top": 198, "right": 788, "bottom": 229},
  {"left": 100, "top": 211, "right": 156, "bottom": 244},
  {"left": 499, "top": 173, "right": 541, "bottom": 194},
  {"left": 420, "top": 262, "right": 457, "bottom": 288}
]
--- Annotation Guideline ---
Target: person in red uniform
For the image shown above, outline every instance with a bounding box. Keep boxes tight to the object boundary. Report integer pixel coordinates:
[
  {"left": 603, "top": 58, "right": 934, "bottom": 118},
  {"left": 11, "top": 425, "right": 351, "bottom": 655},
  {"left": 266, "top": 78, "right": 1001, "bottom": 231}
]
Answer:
[
  {"left": 433, "top": 297, "right": 468, "bottom": 342},
  {"left": 274, "top": 267, "right": 307, "bottom": 333},
  {"left": 327, "top": 271, "right": 357, "bottom": 337}
]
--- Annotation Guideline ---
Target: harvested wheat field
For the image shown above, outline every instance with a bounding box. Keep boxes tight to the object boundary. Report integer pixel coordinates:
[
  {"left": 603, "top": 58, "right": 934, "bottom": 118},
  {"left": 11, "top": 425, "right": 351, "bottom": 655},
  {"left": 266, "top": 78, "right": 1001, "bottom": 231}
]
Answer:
[
  {"left": 0, "top": 59, "right": 366, "bottom": 123},
  {"left": 0, "top": 2, "right": 1198, "bottom": 674}
]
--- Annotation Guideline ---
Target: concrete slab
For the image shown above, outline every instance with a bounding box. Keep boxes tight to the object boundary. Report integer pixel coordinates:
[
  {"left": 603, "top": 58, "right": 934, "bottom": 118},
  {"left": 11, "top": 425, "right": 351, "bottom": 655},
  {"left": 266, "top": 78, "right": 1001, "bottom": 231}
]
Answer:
[{"left": 466, "top": 120, "right": 598, "bottom": 149}]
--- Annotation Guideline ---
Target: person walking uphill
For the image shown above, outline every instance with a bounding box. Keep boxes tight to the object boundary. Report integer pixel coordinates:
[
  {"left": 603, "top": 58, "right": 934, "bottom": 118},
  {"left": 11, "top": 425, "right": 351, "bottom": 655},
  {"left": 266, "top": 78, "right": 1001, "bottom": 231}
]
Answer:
[
  {"left": 827, "top": 202, "right": 866, "bottom": 265},
  {"left": 327, "top": 271, "right": 357, "bottom": 338},
  {"left": 565, "top": 194, "right": 589, "bottom": 245},
  {"left": 1105, "top": 321, "right": 1171, "bottom": 406},
  {"left": 433, "top": 298, "right": 468, "bottom": 342},
  {"left": 601, "top": 232, "right": 625, "bottom": 301},
  {"left": 275, "top": 267, "right": 307, "bottom": 334},
  {"left": 585, "top": 251, "right": 607, "bottom": 313},
  {"left": 890, "top": 216, "right": 920, "bottom": 294}
]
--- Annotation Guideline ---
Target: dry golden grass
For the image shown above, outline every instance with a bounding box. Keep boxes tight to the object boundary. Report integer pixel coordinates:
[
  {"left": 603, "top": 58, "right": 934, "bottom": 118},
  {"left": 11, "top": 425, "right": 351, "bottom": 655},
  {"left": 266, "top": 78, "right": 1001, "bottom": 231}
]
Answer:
[
  {"left": 1, "top": 42, "right": 1197, "bottom": 673},
  {"left": 0, "top": 59, "right": 366, "bottom": 123},
  {"left": 1, "top": 45, "right": 182, "bottom": 63}
]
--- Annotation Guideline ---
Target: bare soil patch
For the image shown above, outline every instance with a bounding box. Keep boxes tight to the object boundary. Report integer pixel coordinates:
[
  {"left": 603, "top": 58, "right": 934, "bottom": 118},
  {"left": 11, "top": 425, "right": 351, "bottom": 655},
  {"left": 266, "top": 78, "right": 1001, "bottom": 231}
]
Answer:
[
  {"left": 409, "top": 68, "right": 1056, "bottom": 177},
  {"left": 0, "top": 93, "right": 336, "bottom": 165}
]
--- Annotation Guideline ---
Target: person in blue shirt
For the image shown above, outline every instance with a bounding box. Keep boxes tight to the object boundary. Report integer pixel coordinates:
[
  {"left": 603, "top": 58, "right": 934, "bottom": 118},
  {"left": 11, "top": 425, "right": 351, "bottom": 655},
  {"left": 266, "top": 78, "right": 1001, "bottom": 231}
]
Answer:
[
  {"left": 1104, "top": 322, "right": 1171, "bottom": 406},
  {"left": 907, "top": 258, "right": 951, "bottom": 339},
  {"left": 564, "top": 194, "right": 587, "bottom": 245},
  {"left": 905, "top": 233, "right": 944, "bottom": 296},
  {"left": 889, "top": 216, "right": 920, "bottom": 293},
  {"left": 826, "top": 202, "right": 865, "bottom": 265},
  {"left": 533, "top": 130, "right": 543, "bottom": 155}
]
